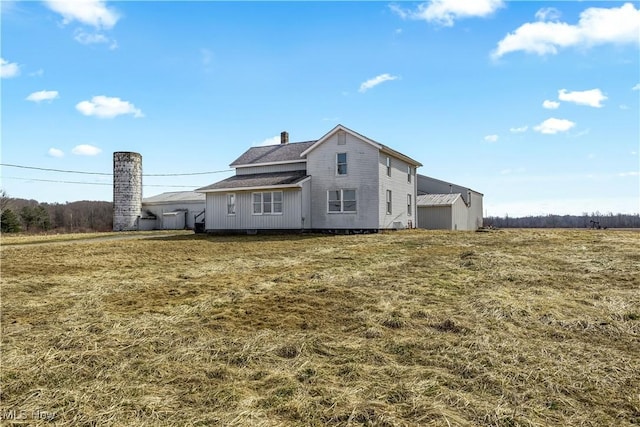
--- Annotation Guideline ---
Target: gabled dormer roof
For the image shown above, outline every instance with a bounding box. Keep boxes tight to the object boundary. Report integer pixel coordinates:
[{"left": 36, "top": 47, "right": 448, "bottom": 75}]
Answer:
[
  {"left": 300, "top": 124, "right": 422, "bottom": 167},
  {"left": 230, "top": 140, "right": 316, "bottom": 168}
]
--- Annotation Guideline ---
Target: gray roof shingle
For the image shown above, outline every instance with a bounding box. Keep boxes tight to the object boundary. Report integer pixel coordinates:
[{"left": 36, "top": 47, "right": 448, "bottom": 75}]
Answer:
[
  {"left": 142, "top": 191, "right": 205, "bottom": 204},
  {"left": 230, "top": 141, "right": 316, "bottom": 166},
  {"left": 196, "top": 171, "right": 308, "bottom": 192}
]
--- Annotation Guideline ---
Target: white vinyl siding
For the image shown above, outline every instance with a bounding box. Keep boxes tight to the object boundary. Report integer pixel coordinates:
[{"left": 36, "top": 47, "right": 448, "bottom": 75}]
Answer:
[
  {"left": 328, "top": 189, "right": 356, "bottom": 213},
  {"left": 235, "top": 162, "right": 307, "bottom": 175},
  {"left": 306, "top": 131, "right": 380, "bottom": 229},
  {"left": 378, "top": 153, "right": 417, "bottom": 229},
  {"left": 204, "top": 189, "right": 303, "bottom": 230}
]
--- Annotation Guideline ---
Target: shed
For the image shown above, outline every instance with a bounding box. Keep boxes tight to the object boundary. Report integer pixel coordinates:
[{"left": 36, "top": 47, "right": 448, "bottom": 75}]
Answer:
[
  {"left": 417, "top": 193, "right": 470, "bottom": 230},
  {"left": 141, "top": 191, "right": 205, "bottom": 230},
  {"left": 417, "top": 175, "right": 483, "bottom": 230},
  {"left": 162, "top": 211, "right": 186, "bottom": 230}
]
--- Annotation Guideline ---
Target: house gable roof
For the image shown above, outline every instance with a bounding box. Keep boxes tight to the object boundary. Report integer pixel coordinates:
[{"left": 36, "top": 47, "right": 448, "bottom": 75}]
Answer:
[
  {"left": 196, "top": 171, "right": 309, "bottom": 193},
  {"left": 229, "top": 141, "right": 316, "bottom": 167},
  {"left": 300, "top": 124, "right": 422, "bottom": 167}
]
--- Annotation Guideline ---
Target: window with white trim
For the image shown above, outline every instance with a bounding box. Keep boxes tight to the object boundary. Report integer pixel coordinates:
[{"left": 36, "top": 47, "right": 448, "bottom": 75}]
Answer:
[
  {"left": 407, "top": 166, "right": 412, "bottom": 183},
  {"left": 328, "top": 189, "right": 356, "bottom": 213},
  {"left": 386, "top": 157, "right": 391, "bottom": 177},
  {"left": 407, "top": 194, "right": 412, "bottom": 216},
  {"left": 227, "top": 193, "right": 236, "bottom": 215},
  {"left": 337, "top": 152, "right": 347, "bottom": 175},
  {"left": 252, "top": 191, "right": 283, "bottom": 215},
  {"left": 386, "top": 190, "right": 392, "bottom": 214}
]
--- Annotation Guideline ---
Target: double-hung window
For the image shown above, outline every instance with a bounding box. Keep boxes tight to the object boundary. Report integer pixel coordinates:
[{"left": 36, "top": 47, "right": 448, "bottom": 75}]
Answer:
[
  {"left": 407, "top": 166, "right": 412, "bottom": 183},
  {"left": 386, "top": 157, "right": 392, "bottom": 177},
  {"left": 227, "top": 193, "right": 236, "bottom": 215},
  {"left": 407, "top": 194, "right": 412, "bottom": 216},
  {"left": 252, "top": 191, "right": 283, "bottom": 215},
  {"left": 328, "top": 189, "right": 356, "bottom": 213},
  {"left": 386, "top": 190, "right": 392, "bottom": 214},
  {"left": 337, "top": 153, "right": 347, "bottom": 175}
]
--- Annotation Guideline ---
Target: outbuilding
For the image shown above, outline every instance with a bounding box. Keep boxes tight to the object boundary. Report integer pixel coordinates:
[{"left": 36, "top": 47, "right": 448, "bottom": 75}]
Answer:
[
  {"left": 140, "top": 191, "right": 205, "bottom": 230},
  {"left": 416, "top": 175, "right": 483, "bottom": 230}
]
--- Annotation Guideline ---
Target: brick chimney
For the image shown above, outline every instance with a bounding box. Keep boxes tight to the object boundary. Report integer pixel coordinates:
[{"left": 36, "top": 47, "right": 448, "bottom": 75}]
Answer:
[{"left": 280, "top": 131, "right": 289, "bottom": 144}]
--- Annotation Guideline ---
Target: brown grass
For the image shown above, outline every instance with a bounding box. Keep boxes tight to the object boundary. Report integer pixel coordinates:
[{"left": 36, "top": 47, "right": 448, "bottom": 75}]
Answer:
[{"left": 1, "top": 229, "right": 639, "bottom": 426}]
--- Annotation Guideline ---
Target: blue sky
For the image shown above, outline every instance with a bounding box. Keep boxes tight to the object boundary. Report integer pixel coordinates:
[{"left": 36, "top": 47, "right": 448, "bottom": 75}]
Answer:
[{"left": 1, "top": 0, "right": 638, "bottom": 217}]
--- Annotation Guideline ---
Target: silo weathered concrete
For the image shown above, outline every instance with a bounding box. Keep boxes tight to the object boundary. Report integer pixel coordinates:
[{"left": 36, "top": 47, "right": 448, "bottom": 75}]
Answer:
[{"left": 113, "top": 152, "right": 142, "bottom": 231}]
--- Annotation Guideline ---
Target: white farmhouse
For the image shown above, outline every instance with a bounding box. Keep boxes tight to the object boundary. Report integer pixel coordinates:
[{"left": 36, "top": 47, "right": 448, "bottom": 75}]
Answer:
[{"left": 196, "top": 125, "right": 422, "bottom": 233}]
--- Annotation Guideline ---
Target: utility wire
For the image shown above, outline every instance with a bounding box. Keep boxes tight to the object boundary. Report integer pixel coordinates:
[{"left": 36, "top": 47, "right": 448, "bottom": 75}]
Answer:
[
  {"left": 2, "top": 176, "right": 200, "bottom": 188},
  {"left": 0, "top": 163, "right": 233, "bottom": 176}
]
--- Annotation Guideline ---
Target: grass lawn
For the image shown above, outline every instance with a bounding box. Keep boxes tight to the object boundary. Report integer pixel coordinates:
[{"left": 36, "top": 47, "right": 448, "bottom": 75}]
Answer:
[{"left": 1, "top": 229, "right": 639, "bottom": 426}]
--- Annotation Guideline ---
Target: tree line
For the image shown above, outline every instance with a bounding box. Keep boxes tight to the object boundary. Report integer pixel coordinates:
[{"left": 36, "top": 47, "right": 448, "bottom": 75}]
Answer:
[
  {"left": 485, "top": 213, "right": 640, "bottom": 229},
  {"left": 1, "top": 190, "right": 638, "bottom": 233},
  {"left": 1, "top": 191, "right": 113, "bottom": 233}
]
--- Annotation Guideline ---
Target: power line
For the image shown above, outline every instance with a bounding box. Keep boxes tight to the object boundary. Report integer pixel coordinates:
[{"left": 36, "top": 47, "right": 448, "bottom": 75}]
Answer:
[
  {"left": 1, "top": 164, "right": 111, "bottom": 176},
  {"left": 2, "top": 176, "right": 200, "bottom": 188},
  {"left": 0, "top": 163, "right": 233, "bottom": 176}
]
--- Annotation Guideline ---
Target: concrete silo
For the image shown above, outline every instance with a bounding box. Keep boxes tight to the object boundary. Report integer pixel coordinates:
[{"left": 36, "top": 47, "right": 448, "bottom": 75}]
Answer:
[{"left": 113, "top": 152, "right": 142, "bottom": 231}]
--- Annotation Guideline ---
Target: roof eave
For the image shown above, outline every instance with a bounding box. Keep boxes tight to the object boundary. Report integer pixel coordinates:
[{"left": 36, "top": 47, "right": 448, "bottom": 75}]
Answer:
[{"left": 196, "top": 176, "right": 311, "bottom": 193}]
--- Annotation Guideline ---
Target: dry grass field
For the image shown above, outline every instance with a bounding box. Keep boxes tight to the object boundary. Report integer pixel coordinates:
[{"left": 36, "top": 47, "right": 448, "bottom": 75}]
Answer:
[{"left": 1, "top": 229, "right": 639, "bottom": 426}]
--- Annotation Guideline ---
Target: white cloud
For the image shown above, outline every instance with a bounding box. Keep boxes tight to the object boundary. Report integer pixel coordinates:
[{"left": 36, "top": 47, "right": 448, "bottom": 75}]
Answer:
[
  {"left": 534, "top": 118, "right": 576, "bottom": 134},
  {"left": 76, "top": 96, "right": 144, "bottom": 118},
  {"left": 201, "top": 48, "right": 213, "bottom": 65},
  {"left": 543, "top": 100, "right": 560, "bottom": 109},
  {"left": 48, "top": 148, "right": 64, "bottom": 158},
  {"left": 620, "top": 104, "right": 629, "bottom": 110},
  {"left": 484, "top": 134, "right": 499, "bottom": 142},
  {"left": 256, "top": 136, "right": 280, "bottom": 146},
  {"left": 29, "top": 69, "right": 44, "bottom": 77},
  {"left": 391, "top": 0, "right": 503, "bottom": 27},
  {"left": 44, "top": 0, "right": 119, "bottom": 29},
  {"left": 632, "top": 83, "right": 640, "bottom": 91},
  {"left": 1, "top": 58, "right": 20, "bottom": 78},
  {"left": 26, "top": 90, "right": 59, "bottom": 103},
  {"left": 510, "top": 125, "right": 528, "bottom": 133},
  {"left": 535, "top": 7, "right": 561, "bottom": 22},
  {"left": 359, "top": 73, "right": 398, "bottom": 93},
  {"left": 558, "top": 88, "right": 607, "bottom": 108},
  {"left": 618, "top": 171, "right": 639, "bottom": 177},
  {"left": 72, "top": 144, "right": 102, "bottom": 156},
  {"left": 74, "top": 29, "right": 117, "bottom": 49},
  {"left": 492, "top": 3, "right": 640, "bottom": 58}
]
